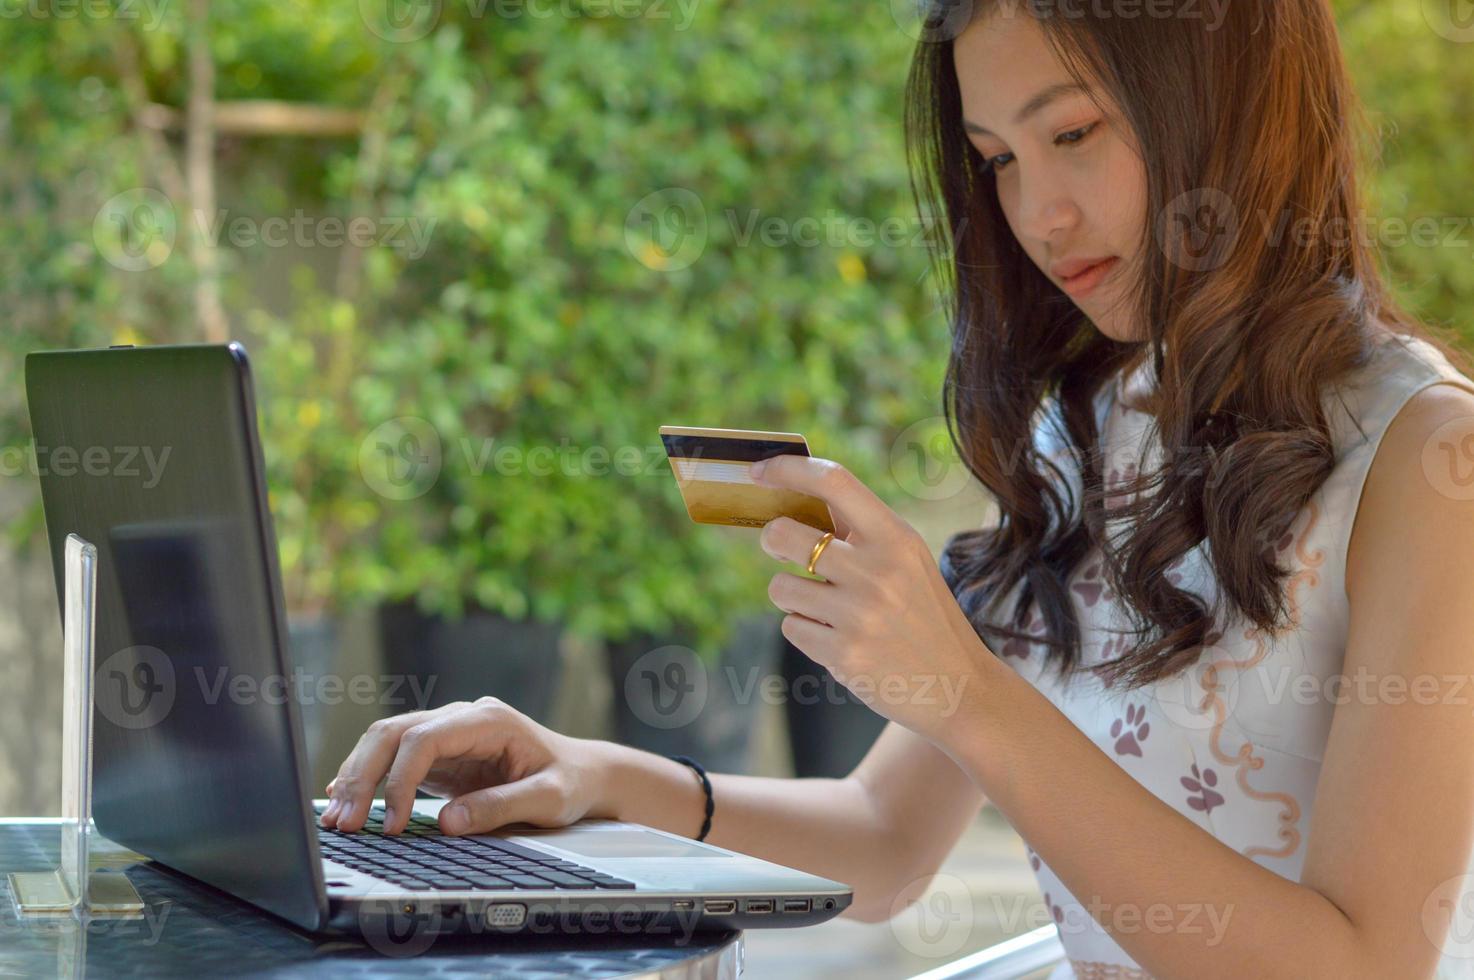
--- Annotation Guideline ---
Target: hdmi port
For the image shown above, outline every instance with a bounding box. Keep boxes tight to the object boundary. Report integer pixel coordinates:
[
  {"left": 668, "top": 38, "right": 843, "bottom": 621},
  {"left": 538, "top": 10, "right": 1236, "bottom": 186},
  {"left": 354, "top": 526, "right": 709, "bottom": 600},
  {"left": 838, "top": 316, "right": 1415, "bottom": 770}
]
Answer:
[
  {"left": 745, "top": 900, "right": 773, "bottom": 914},
  {"left": 704, "top": 900, "right": 736, "bottom": 914}
]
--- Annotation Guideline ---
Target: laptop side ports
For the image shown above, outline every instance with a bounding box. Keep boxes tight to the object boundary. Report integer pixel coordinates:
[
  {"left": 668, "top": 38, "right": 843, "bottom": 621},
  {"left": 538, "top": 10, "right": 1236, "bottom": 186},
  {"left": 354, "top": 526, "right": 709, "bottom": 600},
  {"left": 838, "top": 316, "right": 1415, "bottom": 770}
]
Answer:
[{"left": 486, "top": 903, "right": 526, "bottom": 928}]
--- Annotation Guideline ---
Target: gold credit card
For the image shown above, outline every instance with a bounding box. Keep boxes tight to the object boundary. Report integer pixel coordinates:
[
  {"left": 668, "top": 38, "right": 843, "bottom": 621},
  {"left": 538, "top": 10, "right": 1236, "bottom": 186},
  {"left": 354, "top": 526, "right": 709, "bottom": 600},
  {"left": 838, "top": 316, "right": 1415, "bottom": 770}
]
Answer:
[{"left": 660, "top": 425, "right": 836, "bottom": 533}]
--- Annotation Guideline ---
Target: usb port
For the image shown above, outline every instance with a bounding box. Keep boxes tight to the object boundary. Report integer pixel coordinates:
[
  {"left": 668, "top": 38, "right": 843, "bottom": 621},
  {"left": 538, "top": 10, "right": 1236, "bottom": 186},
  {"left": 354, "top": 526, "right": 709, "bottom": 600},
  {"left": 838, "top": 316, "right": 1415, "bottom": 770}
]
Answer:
[
  {"left": 703, "top": 899, "right": 736, "bottom": 914},
  {"left": 782, "top": 899, "right": 811, "bottom": 913},
  {"left": 745, "top": 900, "right": 773, "bottom": 914},
  {"left": 672, "top": 899, "right": 695, "bottom": 911}
]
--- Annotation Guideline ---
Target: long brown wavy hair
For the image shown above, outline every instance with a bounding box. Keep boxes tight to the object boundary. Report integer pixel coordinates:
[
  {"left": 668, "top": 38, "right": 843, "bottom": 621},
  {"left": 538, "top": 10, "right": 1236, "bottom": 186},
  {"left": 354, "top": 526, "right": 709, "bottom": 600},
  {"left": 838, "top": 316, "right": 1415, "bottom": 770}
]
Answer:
[{"left": 910, "top": 0, "right": 1472, "bottom": 689}]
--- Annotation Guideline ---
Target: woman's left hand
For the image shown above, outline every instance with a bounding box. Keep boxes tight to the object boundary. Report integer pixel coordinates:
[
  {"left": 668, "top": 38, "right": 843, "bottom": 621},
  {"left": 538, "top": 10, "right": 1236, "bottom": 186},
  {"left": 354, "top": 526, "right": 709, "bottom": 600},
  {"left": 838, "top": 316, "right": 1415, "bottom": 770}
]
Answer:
[{"left": 752, "top": 453, "right": 990, "bottom": 741}]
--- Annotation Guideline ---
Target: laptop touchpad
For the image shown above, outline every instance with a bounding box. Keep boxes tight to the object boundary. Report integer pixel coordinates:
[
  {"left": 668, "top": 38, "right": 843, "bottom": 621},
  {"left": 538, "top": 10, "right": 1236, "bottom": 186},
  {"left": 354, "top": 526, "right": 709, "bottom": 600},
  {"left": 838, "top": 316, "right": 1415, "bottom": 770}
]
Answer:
[{"left": 514, "top": 829, "right": 731, "bottom": 859}]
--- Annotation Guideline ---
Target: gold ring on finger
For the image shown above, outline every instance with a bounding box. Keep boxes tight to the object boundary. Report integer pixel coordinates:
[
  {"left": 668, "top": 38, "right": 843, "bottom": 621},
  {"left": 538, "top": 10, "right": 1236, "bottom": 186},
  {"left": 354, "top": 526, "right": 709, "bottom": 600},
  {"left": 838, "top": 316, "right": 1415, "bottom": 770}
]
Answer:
[{"left": 806, "top": 531, "right": 836, "bottom": 577}]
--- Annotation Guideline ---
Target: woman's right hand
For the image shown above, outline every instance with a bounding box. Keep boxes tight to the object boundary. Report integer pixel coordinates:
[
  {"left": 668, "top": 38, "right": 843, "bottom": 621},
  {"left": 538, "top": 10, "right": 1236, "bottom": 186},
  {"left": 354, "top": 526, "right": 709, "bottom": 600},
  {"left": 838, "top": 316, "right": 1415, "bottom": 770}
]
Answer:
[{"left": 318, "top": 696, "right": 613, "bottom": 837}]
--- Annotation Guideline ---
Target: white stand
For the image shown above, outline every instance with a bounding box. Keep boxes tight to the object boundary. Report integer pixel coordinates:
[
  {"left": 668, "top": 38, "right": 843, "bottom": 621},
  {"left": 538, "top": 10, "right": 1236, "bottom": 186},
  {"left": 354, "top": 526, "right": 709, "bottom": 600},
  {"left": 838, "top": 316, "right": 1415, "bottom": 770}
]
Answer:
[{"left": 8, "top": 534, "right": 144, "bottom": 917}]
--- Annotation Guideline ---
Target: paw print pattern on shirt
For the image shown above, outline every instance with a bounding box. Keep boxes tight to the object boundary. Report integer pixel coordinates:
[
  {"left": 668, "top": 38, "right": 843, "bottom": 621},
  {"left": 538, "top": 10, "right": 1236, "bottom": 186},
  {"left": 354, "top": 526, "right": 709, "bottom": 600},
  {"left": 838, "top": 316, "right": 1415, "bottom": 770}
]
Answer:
[
  {"left": 1071, "top": 557, "right": 1117, "bottom": 609},
  {"left": 1105, "top": 461, "right": 1140, "bottom": 512},
  {"left": 1260, "top": 527, "right": 1295, "bottom": 568},
  {"left": 1084, "top": 548, "right": 1195, "bottom": 690},
  {"left": 999, "top": 607, "right": 1046, "bottom": 660},
  {"left": 1109, "top": 703, "right": 1151, "bottom": 756},
  {"left": 1182, "top": 763, "right": 1226, "bottom": 814},
  {"left": 1089, "top": 632, "right": 1134, "bottom": 690}
]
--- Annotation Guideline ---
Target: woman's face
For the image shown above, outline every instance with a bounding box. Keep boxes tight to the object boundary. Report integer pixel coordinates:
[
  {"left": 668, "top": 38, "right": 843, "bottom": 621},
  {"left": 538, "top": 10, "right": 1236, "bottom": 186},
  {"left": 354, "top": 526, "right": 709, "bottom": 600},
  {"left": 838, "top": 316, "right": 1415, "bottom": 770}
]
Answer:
[{"left": 954, "top": 8, "right": 1147, "bottom": 342}]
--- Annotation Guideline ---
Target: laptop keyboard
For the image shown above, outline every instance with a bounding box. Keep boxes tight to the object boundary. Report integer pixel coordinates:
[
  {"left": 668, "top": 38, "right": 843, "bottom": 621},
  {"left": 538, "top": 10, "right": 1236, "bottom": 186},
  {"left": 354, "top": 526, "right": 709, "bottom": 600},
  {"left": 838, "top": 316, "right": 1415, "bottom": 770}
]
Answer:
[{"left": 313, "top": 804, "right": 636, "bottom": 892}]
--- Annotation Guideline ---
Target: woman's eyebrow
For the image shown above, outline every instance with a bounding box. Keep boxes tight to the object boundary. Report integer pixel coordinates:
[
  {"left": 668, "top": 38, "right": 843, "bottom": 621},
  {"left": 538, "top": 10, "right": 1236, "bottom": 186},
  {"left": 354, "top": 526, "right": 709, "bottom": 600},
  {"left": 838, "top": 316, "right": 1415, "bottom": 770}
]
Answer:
[{"left": 963, "top": 81, "right": 1090, "bottom": 137}]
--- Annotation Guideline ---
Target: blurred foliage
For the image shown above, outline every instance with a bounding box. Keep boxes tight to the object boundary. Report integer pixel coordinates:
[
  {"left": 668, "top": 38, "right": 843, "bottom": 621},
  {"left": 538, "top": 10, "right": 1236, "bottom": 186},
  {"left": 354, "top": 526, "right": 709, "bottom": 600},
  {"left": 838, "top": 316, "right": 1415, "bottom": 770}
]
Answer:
[
  {"left": 1332, "top": 0, "right": 1474, "bottom": 325},
  {"left": 2, "top": 1, "right": 1472, "bottom": 654},
  {"left": 0, "top": 3, "right": 945, "bottom": 657}
]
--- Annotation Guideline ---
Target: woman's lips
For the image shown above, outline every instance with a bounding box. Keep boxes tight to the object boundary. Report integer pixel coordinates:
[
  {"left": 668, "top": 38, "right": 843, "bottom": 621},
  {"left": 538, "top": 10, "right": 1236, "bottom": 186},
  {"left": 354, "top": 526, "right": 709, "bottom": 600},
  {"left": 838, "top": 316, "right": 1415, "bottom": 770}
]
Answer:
[{"left": 1059, "top": 257, "right": 1119, "bottom": 298}]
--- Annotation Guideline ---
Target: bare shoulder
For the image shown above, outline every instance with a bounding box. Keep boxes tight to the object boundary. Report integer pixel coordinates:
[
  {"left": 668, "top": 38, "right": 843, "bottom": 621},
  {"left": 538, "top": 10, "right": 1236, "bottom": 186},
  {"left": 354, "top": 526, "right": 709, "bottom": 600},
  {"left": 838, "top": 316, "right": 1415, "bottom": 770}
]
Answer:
[
  {"left": 1346, "top": 380, "right": 1474, "bottom": 608},
  {"left": 1306, "top": 378, "right": 1474, "bottom": 975}
]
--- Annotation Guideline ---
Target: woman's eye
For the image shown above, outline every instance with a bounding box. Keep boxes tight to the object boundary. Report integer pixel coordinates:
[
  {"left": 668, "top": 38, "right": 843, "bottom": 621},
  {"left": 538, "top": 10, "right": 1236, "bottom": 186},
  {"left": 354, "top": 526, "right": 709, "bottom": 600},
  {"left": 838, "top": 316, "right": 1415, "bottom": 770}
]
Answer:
[
  {"left": 981, "top": 122, "right": 1098, "bottom": 174},
  {"left": 1055, "top": 122, "right": 1099, "bottom": 146},
  {"left": 983, "top": 151, "right": 1015, "bottom": 173}
]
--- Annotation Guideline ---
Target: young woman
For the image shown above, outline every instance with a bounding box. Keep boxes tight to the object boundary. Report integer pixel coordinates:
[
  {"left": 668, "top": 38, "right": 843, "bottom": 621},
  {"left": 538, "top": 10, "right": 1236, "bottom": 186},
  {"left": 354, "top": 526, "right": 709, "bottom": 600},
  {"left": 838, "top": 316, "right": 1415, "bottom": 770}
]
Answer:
[{"left": 322, "top": 1, "right": 1474, "bottom": 975}]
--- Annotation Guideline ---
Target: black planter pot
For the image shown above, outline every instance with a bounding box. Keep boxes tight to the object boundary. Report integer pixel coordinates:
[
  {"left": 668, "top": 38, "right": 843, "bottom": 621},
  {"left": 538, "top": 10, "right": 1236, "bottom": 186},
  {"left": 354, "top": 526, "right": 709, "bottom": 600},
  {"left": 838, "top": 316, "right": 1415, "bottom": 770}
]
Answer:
[
  {"left": 287, "top": 613, "right": 338, "bottom": 771},
  {"left": 377, "top": 601, "right": 565, "bottom": 724},
  {"left": 780, "top": 635, "right": 888, "bottom": 778},
  {"left": 604, "top": 614, "right": 779, "bottom": 774}
]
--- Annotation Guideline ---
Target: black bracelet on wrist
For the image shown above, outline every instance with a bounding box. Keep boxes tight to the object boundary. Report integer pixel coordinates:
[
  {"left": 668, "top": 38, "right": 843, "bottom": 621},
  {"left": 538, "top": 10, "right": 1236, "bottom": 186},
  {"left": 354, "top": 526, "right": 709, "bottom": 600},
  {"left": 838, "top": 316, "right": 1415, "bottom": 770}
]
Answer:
[{"left": 669, "top": 754, "right": 714, "bottom": 842}]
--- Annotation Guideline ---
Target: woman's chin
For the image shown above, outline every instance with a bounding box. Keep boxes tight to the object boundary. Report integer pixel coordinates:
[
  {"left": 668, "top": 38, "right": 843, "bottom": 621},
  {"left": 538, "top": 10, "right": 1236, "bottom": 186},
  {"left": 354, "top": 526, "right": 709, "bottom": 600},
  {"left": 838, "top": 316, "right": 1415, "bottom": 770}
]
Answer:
[{"left": 1087, "top": 316, "right": 1142, "bottom": 343}]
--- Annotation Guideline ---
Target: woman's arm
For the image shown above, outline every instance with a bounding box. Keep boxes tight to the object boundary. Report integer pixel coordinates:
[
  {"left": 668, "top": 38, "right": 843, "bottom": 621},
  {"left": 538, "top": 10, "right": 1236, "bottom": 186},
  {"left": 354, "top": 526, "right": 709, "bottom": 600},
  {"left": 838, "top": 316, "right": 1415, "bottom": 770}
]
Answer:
[
  {"left": 932, "top": 385, "right": 1474, "bottom": 979},
  {"left": 742, "top": 388, "right": 1474, "bottom": 976},
  {"left": 588, "top": 719, "right": 987, "bottom": 923},
  {"left": 322, "top": 699, "right": 987, "bottom": 925}
]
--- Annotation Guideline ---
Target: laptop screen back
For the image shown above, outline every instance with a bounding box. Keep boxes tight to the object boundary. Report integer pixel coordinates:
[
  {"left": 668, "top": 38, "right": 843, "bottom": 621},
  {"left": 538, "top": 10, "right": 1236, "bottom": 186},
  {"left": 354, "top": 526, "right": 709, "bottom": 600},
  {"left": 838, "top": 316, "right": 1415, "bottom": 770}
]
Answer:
[{"left": 25, "top": 343, "right": 326, "bottom": 930}]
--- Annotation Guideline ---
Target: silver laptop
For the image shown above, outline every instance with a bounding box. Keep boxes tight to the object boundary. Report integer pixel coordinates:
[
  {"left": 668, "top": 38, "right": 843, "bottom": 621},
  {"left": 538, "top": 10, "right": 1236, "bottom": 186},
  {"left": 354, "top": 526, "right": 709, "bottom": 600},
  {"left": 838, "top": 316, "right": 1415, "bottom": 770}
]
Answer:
[{"left": 25, "top": 342, "right": 852, "bottom": 940}]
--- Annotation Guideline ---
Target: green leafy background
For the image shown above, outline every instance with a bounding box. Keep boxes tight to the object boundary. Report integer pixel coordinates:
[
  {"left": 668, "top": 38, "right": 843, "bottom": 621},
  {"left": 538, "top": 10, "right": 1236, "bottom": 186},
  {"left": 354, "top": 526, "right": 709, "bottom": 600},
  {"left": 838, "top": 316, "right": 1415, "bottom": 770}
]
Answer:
[{"left": 2, "top": 1, "right": 1471, "bottom": 658}]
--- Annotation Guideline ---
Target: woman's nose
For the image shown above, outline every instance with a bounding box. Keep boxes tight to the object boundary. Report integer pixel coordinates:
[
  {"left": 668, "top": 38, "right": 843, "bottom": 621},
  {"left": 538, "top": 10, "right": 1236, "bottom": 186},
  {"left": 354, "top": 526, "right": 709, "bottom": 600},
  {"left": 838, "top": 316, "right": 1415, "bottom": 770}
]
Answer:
[{"left": 1012, "top": 170, "right": 1083, "bottom": 246}]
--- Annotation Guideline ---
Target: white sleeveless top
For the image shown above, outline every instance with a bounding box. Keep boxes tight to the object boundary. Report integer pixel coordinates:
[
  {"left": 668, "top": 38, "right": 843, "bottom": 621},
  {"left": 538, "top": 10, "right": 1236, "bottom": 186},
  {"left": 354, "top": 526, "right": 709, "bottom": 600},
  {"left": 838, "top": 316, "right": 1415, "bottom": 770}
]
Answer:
[{"left": 995, "top": 333, "right": 1474, "bottom": 979}]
